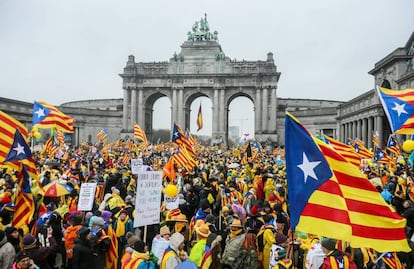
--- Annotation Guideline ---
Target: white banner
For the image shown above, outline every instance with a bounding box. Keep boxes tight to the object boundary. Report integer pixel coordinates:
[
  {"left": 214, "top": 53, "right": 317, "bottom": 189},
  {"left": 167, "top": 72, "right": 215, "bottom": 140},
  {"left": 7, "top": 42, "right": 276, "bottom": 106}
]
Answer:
[
  {"left": 77, "top": 183, "right": 97, "bottom": 211},
  {"left": 131, "top": 158, "right": 143, "bottom": 175},
  {"left": 134, "top": 171, "right": 163, "bottom": 227}
]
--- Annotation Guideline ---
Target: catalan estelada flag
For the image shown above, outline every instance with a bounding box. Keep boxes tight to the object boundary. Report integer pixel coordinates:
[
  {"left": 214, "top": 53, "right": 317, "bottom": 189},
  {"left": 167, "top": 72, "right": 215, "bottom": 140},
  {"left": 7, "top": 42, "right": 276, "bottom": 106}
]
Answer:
[
  {"left": 33, "top": 101, "right": 74, "bottom": 133},
  {"left": 12, "top": 164, "right": 35, "bottom": 229},
  {"left": 377, "top": 86, "right": 414, "bottom": 134},
  {"left": 97, "top": 128, "right": 108, "bottom": 141},
  {"left": 285, "top": 112, "right": 409, "bottom": 252},
  {"left": 196, "top": 103, "right": 203, "bottom": 131}
]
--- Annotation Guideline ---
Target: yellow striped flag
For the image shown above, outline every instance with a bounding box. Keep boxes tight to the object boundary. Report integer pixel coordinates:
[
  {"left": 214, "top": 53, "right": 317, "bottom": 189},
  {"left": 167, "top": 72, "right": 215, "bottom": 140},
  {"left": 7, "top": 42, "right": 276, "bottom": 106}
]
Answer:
[
  {"left": 196, "top": 103, "right": 203, "bottom": 131},
  {"left": 377, "top": 86, "right": 414, "bottom": 134},
  {"left": 323, "top": 135, "right": 361, "bottom": 168},
  {"left": 0, "top": 111, "right": 39, "bottom": 182},
  {"left": 33, "top": 101, "right": 74, "bottom": 133},
  {"left": 133, "top": 123, "right": 148, "bottom": 145},
  {"left": 97, "top": 129, "right": 108, "bottom": 141},
  {"left": 56, "top": 129, "right": 65, "bottom": 145},
  {"left": 12, "top": 164, "right": 35, "bottom": 229},
  {"left": 104, "top": 225, "right": 118, "bottom": 269},
  {"left": 285, "top": 112, "right": 409, "bottom": 252}
]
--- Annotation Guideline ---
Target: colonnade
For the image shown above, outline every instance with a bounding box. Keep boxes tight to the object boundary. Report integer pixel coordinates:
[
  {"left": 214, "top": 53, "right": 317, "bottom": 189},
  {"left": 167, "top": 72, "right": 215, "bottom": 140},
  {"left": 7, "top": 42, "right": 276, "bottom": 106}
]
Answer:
[
  {"left": 122, "top": 86, "right": 278, "bottom": 142},
  {"left": 338, "top": 115, "right": 384, "bottom": 149}
]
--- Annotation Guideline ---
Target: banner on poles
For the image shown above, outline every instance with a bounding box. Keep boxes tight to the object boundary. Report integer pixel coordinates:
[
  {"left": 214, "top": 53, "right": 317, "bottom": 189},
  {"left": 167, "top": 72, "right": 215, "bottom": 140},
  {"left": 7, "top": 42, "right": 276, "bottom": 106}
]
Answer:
[
  {"left": 77, "top": 183, "right": 97, "bottom": 211},
  {"left": 134, "top": 171, "right": 162, "bottom": 227}
]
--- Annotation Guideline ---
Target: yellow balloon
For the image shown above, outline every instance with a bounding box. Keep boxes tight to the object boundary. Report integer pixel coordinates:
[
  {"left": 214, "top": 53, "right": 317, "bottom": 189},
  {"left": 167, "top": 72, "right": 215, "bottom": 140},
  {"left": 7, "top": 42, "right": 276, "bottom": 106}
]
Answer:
[
  {"left": 402, "top": 140, "right": 414, "bottom": 153},
  {"left": 34, "top": 132, "right": 41, "bottom": 139},
  {"left": 165, "top": 184, "right": 178, "bottom": 197}
]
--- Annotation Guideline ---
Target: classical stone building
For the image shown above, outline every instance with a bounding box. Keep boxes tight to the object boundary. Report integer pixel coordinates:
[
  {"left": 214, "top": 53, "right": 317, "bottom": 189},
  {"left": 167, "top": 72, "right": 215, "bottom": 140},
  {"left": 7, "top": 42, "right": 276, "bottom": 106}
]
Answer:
[
  {"left": 120, "top": 15, "right": 280, "bottom": 145},
  {"left": 337, "top": 32, "right": 414, "bottom": 148},
  {"left": 0, "top": 18, "right": 412, "bottom": 148}
]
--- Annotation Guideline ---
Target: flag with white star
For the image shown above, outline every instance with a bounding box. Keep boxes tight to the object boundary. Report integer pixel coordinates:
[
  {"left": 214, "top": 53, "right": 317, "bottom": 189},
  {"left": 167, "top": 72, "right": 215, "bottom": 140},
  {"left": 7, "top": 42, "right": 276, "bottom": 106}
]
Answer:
[
  {"left": 32, "top": 101, "right": 74, "bottom": 133},
  {"left": 4, "top": 129, "right": 32, "bottom": 162},
  {"left": 285, "top": 112, "right": 410, "bottom": 252},
  {"left": 377, "top": 86, "right": 414, "bottom": 134}
]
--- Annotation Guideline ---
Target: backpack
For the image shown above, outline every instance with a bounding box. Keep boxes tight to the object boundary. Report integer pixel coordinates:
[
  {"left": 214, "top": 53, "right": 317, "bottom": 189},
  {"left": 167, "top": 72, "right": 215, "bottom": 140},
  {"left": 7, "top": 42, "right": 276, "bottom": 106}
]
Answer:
[
  {"left": 257, "top": 225, "right": 276, "bottom": 252},
  {"left": 64, "top": 225, "right": 82, "bottom": 259}
]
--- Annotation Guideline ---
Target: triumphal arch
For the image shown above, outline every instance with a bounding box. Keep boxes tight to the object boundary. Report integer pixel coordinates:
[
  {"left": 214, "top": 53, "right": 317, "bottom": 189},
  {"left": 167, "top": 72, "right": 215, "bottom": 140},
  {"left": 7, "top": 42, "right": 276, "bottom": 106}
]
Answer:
[{"left": 120, "top": 15, "right": 281, "bottom": 144}]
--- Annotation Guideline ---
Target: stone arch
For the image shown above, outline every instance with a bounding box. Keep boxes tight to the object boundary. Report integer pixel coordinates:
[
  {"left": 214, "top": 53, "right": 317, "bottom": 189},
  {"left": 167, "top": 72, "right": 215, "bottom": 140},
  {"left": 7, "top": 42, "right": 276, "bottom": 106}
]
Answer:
[
  {"left": 143, "top": 91, "right": 172, "bottom": 142},
  {"left": 183, "top": 90, "right": 213, "bottom": 132},
  {"left": 226, "top": 91, "right": 255, "bottom": 143}
]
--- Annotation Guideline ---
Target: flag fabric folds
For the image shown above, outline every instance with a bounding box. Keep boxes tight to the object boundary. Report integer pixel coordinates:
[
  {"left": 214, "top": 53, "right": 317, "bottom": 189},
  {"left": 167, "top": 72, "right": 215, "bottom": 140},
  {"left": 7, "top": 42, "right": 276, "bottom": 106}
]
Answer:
[
  {"left": 323, "top": 135, "right": 361, "bottom": 168},
  {"left": 97, "top": 129, "right": 108, "bottom": 141},
  {"left": 32, "top": 101, "right": 75, "bottom": 133},
  {"left": 377, "top": 86, "right": 414, "bottom": 134},
  {"left": 12, "top": 164, "right": 36, "bottom": 229},
  {"left": 4, "top": 129, "right": 32, "bottom": 162},
  {"left": 386, "top": 135, "right": 400, "bottom": 157},
  {"left": 196, "top": 103, "right": 203, "bottom": 131},
  {"left": 133, "top": 123, "right": 148, "bottom": 145},
  {"left": 285, "top": 112, "right": 409, "bottom": 252}
]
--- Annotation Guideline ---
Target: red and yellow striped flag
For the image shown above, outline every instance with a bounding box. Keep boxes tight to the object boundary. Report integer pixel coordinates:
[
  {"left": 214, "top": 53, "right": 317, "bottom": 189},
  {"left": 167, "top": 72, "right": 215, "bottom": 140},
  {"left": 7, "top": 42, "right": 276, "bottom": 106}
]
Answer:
[
  {"left": 324, "top": 135, "right": 361, "bottom": 168},
  {"left": 196, "top": 103, "right": 203, "bottom": 131},
  {"left": 285, "top": 112, "right": 410, "bottom": 252},
  {"left": 105, "top": 225, "right": 118, "bottom": 269},
  {"left": 12, "top": 164, "right": 35, "bottom": 229},
  {"left": 33, "top": 101, "right": 74, "bottom": 133},
  {"left": 133, "top": 123, "right": 148, "bottom": 145}
]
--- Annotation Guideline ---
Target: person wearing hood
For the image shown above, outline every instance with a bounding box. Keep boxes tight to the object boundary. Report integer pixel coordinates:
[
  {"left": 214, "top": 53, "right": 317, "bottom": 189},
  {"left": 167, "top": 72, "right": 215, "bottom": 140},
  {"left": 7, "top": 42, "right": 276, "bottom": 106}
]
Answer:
[
  {"left": 5, "top": 226, "right": 20, "bottom": 253},
  {"left": 122, "top": 241, "right": 155, "bottom": 269},
  {"left": 113, "top": 209, "right": 134, "bottom": 268},
  {"left": 72, "top": 227, "right": 95, "bottom": 269},
  {"left": 160, "top": 232, "right": 186, "bottom": 269},
  {"left": 0, "top": 230, "right": 15, "bottom": 269}
]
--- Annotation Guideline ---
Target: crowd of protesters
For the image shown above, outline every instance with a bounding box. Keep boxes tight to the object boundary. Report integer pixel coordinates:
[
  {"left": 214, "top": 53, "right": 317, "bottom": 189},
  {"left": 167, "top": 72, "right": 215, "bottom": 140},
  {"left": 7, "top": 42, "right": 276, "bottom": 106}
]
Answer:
[{"left": 0, "top": 139, "right": 414, "bottom": 269}]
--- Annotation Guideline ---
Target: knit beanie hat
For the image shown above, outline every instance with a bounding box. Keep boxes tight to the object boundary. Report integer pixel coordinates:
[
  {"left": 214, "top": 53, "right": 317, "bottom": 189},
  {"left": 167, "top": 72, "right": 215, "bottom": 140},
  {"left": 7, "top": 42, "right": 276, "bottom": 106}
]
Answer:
[
  {"left": 23, "top": 234, "right": 37, "bottom": 249},
  {"left": 160, "top": 225, "right": 170, "bottom": 236}
]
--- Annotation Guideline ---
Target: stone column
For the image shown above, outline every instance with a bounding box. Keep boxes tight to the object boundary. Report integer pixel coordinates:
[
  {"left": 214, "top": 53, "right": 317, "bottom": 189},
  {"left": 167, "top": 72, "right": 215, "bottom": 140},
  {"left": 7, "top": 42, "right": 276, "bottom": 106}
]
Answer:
[
  {"left": 122, "top": 89, "right": 129, "bottom": 130},
  {"left": 131, "top": 88, "right": 137, "bottom": 129},
  {"left": 356, "top": 120, "right": 361, "bottom": 139},
  {"left": 362, "top": 118, "right": 367, "bottom": 145},
  {"left": 352, "top": 121, "right": 357, "bottom": 139},
  {"left": 213, "top": 88, "right": 219, "bottom": 136},
  {"left": 367, "top": 116, "right": 373, "bottom": 149},
  {"left": 255, "top": 89, "right": 262, "bottom": 132},
  {"left": 172, "top": 88, "right": 177, "bottom": 125},
  {"left": 262, "top": 87, "right": 268, "bottom": 132},
  {"left": 269, "top": 87, "right": 277, "bottom": 131},
  {"left": 178, "top": 88, "right": 184, "bottom": 128},
  {"left": 137, "top": 88, "right": 144, "bottom": 126},
  {"left": 376, "top": 116, "right": 383, "bottom": 148},
  {"left": 219, "top": 89, "right": 225, "bottom": 133}
]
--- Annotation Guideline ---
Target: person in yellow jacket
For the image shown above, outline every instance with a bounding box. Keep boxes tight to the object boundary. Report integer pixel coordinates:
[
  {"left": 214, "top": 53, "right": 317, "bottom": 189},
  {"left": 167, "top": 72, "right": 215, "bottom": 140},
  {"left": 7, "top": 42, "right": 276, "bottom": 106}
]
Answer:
[
  {"left": 107, "top": 187, "right": 126, "bottom": 210},
  {"left": 257, "top": 215, "right": 277, "bottom": 269}
]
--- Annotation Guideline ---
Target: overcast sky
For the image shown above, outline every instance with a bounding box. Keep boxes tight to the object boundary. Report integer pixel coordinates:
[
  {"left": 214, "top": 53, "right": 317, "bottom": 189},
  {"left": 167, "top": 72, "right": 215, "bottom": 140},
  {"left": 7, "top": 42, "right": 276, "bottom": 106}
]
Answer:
[{"left": 1, "top": 0, "right": 413, "bottom": 136}]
